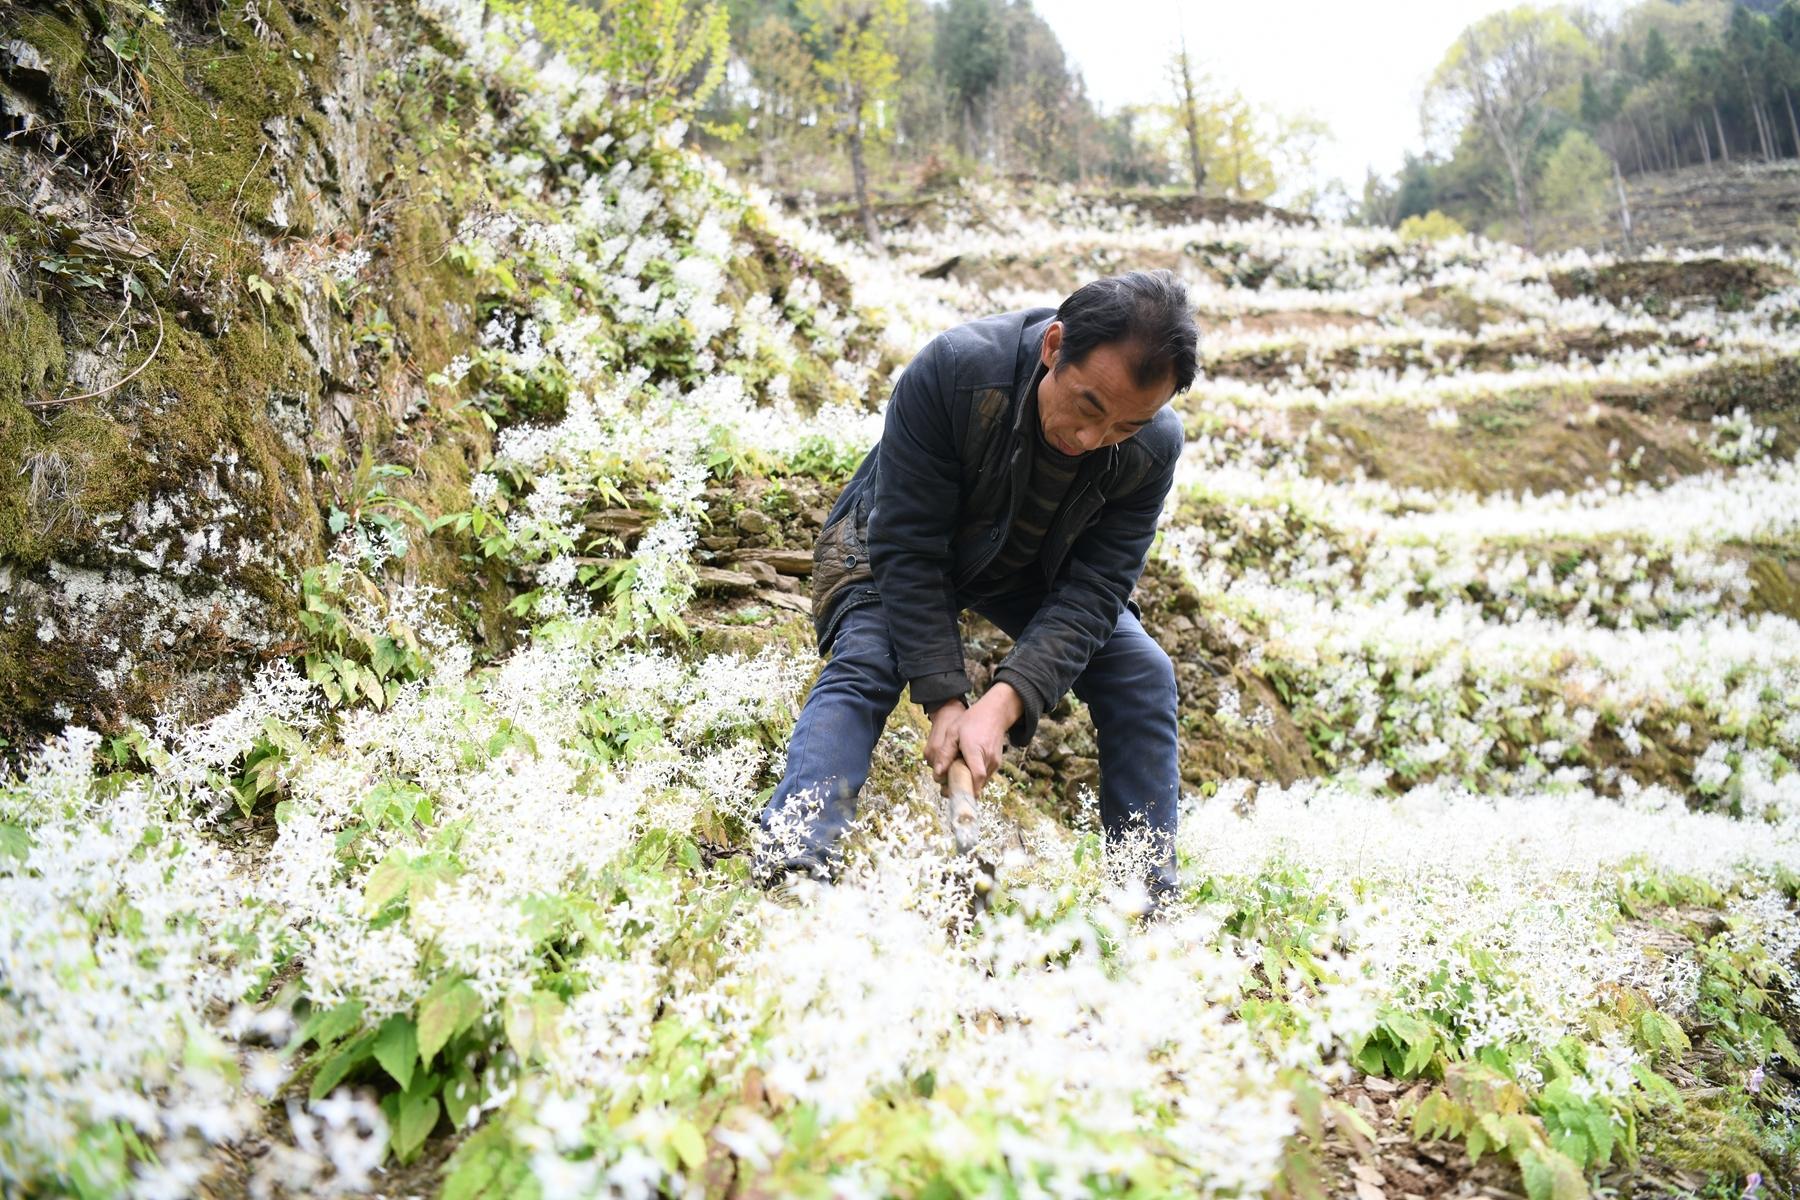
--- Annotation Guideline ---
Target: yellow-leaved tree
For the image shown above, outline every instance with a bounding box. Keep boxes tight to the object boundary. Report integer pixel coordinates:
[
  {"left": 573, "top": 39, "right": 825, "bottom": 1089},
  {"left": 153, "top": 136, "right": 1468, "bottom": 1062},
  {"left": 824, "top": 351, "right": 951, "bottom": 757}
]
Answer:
[{"left": 798, "top": 0, "right": 909, "bottom": 248}]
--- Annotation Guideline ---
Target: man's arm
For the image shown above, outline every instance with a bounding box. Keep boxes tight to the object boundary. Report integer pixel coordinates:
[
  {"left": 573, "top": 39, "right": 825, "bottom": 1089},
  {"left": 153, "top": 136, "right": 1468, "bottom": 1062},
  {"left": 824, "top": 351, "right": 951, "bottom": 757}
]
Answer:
[
  {"left": 867, "top": 334, "right": 970, "bottom": 708},
  {"left": 991, "top": 414, "right": 1182, "bottom": 746}
]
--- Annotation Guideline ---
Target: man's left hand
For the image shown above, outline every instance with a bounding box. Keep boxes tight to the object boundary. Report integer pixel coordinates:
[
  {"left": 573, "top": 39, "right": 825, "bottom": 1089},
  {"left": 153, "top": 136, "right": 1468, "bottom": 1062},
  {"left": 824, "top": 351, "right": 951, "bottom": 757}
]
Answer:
[{"left": 948, "top": 682, "right": 1022, "bottom": 794}]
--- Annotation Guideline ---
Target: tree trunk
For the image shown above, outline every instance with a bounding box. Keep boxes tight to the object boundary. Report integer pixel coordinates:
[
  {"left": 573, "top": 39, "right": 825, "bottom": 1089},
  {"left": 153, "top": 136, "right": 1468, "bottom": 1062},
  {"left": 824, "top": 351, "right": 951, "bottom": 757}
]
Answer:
[
  {"left": 1175, "top": 44, "right": 1207, "bottom": 194},
  {"left": 1696, "top": 115, "right": 1713, "bottom": 167},
  {"left": 1786, "top": 88, "right": 1800, "bottom": 160},
  {"left": 1612, "top": 153, "right": 1633, "bottom": 254},
  {"left": 1713, "top": 103, "right": 1732, "bottom": 163},
  {"left": 1496, "top": 137, "right": 1535, "bottom": 251},
  {"left": 847, "top": 117, "right": 880, "bottom": 249},
  {"left": 1634, "top": 122, "right": 1656, "bottom": 176},
  {"left": 1742, "top": 70, "right": 1772, "bottom": 160}
]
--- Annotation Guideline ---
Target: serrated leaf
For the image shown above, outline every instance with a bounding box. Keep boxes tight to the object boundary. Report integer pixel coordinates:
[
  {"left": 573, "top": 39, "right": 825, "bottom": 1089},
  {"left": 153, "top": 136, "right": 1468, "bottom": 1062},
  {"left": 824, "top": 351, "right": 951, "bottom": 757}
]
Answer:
[
  {"left": 373, "top": 1015, "right": 418, "bottom": 1091},
  {"left": 418, "top": 978, "right": 483, "bottom": 1065},
  {"left": 1519, "top": 1147, "right": 1587, "bottom": 1200},
  {"left": 1583, "top": 1107, "right": 1614, "bottom": 1166}
]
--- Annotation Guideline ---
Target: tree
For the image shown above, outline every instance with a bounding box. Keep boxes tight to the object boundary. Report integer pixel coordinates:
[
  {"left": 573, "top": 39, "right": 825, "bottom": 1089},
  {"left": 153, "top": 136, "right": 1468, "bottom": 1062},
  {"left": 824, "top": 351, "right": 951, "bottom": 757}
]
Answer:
[
  {"left": 990, "top": 2, "right": 1086, "bottom": 178},
  {"left": 739, "top": 14, "right": 824, "bottom": 184},
  {"left": 494, "top": 0, "right": 729, "bottom": 120},
  {"left": 1170, "top": 36, "right": 1208, "bottom": 193},
  {"left": 797, "top": 0, "right": 908, "bottom": 247},
  {"left": 1425, "top": 5, "right": 1597, "bottom": 250},
  {"left": 936, "top": 0, "right": 1004, "bottom": 162},
  {"left": 1538, "top": 129, "right": 1612, "bottom": 220},
  {"left": 1644, "top": 26, "right": 1675, "bottom": 78}
]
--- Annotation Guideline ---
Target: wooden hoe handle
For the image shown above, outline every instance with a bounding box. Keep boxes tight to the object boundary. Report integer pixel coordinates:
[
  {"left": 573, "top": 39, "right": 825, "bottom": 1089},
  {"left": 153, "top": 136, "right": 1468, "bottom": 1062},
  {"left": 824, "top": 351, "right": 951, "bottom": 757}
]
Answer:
[{"left": 944, "top": 757, "right": 980, "bottom": 856}]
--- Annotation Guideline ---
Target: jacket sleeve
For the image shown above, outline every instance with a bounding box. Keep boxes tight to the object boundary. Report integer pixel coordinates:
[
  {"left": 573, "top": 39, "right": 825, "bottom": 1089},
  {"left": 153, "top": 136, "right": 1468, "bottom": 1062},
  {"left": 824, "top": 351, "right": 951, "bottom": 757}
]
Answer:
[
  {"left": 867, "top": 334, "right": 971, "bottom": 707},
  {"left": 991, "top": 422, "right": 1181, "bottom": 747}
]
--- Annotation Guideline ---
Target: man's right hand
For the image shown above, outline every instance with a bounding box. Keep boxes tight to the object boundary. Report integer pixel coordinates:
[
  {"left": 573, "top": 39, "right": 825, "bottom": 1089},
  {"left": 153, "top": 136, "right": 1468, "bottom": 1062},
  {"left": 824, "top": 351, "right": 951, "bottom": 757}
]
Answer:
[{"left": 925, "top": 699, "right": 968, "bottom": 783}]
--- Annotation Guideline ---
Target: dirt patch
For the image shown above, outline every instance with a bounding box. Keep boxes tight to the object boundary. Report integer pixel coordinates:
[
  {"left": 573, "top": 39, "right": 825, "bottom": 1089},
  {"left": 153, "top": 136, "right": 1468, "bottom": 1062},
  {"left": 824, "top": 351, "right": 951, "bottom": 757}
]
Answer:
[
  {"left": 1310, "top": 1075, "right": 1521, "bottom": 1200},
  {"left": 1549, "top": 258, "right": 1793, "bottom": 312},
  {"left": 1402, "top": 286, "right": 1524, "bottom": 334},
  {"left": 1302, "top": 357, "right": 1800, "bottom": 498},
  {"left": 1304, "top": 396, "right": 1713, "bottom": 497},
  {"left": 1206, "top": 328, "right": 1671, "bottom": 389},
  {"left": 1085, "top": 191, "right": 1314, "bottom": 229},
  {"left": 943, "top": 243, "right": 1217, "bottom": 296},
  {"left": 1201, "top": 310, "right": 1372, "bottom": 341}
]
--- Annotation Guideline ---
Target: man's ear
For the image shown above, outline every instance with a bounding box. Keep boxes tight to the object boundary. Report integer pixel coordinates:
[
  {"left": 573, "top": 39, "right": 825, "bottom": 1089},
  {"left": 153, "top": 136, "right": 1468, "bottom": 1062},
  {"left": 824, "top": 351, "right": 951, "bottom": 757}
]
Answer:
[{"left": 1041, "top": 320, "right": 1063, "bottom": 371}]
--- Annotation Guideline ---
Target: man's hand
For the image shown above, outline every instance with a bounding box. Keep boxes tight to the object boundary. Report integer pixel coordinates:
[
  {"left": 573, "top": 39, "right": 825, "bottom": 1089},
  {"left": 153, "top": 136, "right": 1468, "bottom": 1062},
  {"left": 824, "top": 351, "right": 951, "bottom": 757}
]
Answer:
[
  {"left": 925, "top": 699, "right": 968, "bottom": 782},
  {"left": 925, "top": 684, "right": 1023, "bottom": 795}
]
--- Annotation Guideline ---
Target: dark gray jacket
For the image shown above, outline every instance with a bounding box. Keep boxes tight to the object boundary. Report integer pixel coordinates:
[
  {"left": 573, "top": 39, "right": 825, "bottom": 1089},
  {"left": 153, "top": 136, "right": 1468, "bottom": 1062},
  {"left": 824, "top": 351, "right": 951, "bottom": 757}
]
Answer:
[{"left": 809, "top": 308, "right": 1184, "bottom": 747}]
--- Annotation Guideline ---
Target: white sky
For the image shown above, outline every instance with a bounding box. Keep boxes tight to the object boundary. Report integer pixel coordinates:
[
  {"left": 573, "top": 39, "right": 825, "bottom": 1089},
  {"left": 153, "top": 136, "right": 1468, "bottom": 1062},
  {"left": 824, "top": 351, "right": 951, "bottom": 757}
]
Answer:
[{"left": 1031, "top": 0, "right": 1623, "bottom": 201}]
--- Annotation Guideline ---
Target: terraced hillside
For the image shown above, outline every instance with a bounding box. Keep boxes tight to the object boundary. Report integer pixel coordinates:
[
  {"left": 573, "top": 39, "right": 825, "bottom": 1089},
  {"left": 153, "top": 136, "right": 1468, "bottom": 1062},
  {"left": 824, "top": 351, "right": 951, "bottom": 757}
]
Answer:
[{"left": 3, "top": 2, "right": 1799, "bottom": 1198}]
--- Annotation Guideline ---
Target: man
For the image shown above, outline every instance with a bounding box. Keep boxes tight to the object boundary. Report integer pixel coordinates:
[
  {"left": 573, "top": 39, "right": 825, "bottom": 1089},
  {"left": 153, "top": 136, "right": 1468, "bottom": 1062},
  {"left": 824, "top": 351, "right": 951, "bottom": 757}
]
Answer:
[{"left": 755, "top": 269, "right": 1197, "bottom": 903}]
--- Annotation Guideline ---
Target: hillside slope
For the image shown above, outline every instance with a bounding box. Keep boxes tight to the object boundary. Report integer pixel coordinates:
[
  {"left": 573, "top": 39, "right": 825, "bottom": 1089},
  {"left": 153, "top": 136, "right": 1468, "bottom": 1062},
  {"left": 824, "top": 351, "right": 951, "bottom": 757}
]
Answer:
[
  {"left": 1, "top": 2, "right": 1798, "bottom": 1199},
  {"left": 1535, "top": 159, "right": 1800, "bottom": 255}
]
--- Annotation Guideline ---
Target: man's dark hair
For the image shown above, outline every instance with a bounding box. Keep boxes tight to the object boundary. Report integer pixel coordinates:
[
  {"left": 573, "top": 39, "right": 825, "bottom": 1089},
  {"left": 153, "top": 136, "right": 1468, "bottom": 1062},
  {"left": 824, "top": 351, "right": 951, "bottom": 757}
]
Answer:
[{"left": 1052, "top": 269, "right": 1200, "bottom": 395}]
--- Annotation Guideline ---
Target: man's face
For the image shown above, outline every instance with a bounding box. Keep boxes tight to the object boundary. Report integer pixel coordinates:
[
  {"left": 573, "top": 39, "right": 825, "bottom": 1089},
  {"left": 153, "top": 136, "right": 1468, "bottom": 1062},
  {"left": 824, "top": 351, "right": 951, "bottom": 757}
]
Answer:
[{"left": 1035, "top": 321, "right": 1172, "bottom": 456}]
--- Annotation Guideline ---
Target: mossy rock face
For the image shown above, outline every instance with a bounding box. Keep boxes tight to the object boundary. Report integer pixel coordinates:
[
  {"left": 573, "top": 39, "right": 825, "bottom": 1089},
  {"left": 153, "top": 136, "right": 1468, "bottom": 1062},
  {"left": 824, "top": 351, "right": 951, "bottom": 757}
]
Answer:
[{"left": 0, "top": 0, "right": 493, "bottom": 743}]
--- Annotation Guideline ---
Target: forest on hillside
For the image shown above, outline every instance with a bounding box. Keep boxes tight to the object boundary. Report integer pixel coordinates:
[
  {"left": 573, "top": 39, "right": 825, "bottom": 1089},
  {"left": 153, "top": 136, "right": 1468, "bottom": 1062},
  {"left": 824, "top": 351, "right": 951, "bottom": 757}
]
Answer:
[
  {"left": 640, "top": 0, "right": 1800, "bottom": 251},
  {"left": 1368, "top": 0, "right": 1800, "bottom": 247},
  {"left": 689, "top": 0, "right": 1327, "bottom": 230}
]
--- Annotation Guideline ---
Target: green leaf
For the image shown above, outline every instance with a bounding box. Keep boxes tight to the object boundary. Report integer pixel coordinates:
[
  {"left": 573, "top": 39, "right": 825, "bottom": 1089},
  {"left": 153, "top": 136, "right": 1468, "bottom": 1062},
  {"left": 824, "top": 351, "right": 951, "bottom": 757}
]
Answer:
[
  {"left": 1582, "top": 1106, "right": 1615, "bottom": 1166},
  {"left": 502, "top": 990, "right": 564, "bottom": 1063},
  {"left": 384, "top": 1088, "right": 440, "bottom": 1163},
  {"left": 418, "top": 978, "right": 483, "bottom": 1065},
  {"left": 668, "top": 1119, "right": 706, "bottom": 1172},
  {"left": 444, "top": 1124, "right": 539, "bottom": 1200},
  {"left": 1519, "top": 1147, "right": 1587, "bottom": 1200},
  {"left": 1401, "top": 1028, "right": 1437, "bottom": 1076},
  {"left": 365, "top": 853, "right": 411, "bottom": 913},
  {"left": 373, "top": 1015, "right": 419, "bottom": 1091},
  {"left": 0, "top": 822, "right": 33, "bottom": 862},
  {"left": 295, "top": 1000, "right": 365, "bottom": 1052},
  {"left": 442, "top": 1063, "right": 481, "bottom": 1133},
  {"left": 309, "top": 1029, "right": 377, "bottom": 1100}
]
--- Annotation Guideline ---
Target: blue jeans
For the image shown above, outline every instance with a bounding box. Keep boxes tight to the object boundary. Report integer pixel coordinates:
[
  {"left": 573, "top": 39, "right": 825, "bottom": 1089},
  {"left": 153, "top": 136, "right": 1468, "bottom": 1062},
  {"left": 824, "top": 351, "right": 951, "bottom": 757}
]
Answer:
[{"left": 756, "top": 592, "right": 1180, "bottom": 895}]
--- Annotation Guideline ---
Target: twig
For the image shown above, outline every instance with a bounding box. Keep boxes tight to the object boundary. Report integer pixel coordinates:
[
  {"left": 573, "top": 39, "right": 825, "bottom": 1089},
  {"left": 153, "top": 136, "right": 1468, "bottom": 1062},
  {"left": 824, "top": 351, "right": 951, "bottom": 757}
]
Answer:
[
  {"left": 30, "top": 307, "right": 165, "bottom": 409},
  {"left": 230, "top": 142, "right": 270, "bottom": 218}
]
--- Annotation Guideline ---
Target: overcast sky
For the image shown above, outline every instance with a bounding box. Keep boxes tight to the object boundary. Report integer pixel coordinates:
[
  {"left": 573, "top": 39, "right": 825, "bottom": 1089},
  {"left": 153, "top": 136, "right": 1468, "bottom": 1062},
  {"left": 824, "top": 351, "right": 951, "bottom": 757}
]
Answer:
[{"left": 1031, "top": 0, "right": 1624, "bottom": 201}]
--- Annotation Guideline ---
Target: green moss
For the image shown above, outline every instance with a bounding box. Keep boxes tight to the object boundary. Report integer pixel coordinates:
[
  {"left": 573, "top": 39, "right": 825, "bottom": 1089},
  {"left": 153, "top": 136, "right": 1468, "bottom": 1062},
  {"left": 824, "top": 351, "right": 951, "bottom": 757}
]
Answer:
[
  {"left": 384, "top": 198, "right": 481, "bottom": 379},
  {"left": 0, "top": 296, "right": 64, "bottom": 409},
  {"left": 0, "top": 297, "right": 70, "bottom": 560},
  {"left": 9, "top": 8, "right": 100, "bottom": 143},
  {"left": 1745, "top": 555, "right": 1800, "bottom": 621},
  {"left": 0, "top": 614, "right": 72, "bottom": 745}
]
